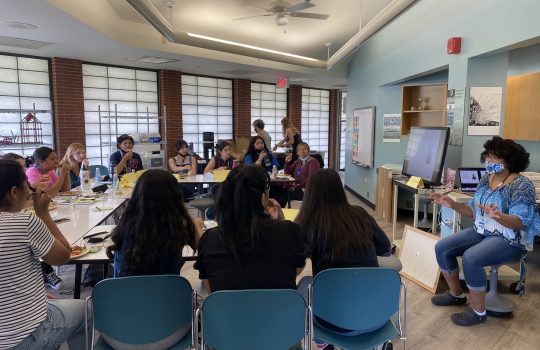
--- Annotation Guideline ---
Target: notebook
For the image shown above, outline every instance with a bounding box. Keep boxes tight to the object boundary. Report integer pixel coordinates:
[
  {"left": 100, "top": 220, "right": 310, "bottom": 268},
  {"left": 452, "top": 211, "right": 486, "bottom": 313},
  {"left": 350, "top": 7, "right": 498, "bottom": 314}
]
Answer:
[{"left": 458, "top": 167, "right": 485, "bottom": 194}]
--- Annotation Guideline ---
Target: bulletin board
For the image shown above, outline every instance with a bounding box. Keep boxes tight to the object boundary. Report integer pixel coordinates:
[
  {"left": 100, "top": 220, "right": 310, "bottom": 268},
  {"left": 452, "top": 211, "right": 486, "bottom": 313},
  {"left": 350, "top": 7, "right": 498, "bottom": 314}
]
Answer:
[
  {"left": 398, "top": 225, "right": 441, "bottom": 293},
  {"left": 351, "top": 106, "right": 375, "bottom": 168}
]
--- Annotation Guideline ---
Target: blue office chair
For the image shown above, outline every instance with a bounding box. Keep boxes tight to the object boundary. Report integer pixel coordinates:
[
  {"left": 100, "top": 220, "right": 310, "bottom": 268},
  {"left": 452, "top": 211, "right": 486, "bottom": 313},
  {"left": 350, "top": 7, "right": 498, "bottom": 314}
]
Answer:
[
  {"left": 309, "top": 268, "right": 407, "bottom": 350},
  {"left": 197, "top": 289, "right": 309, "bottom": 350},
  {"left": 89, "top": 165, "right": 109, "bottom": 178},
  {"left": 86, "top": 275, "right": 196, "bottom": 350}
]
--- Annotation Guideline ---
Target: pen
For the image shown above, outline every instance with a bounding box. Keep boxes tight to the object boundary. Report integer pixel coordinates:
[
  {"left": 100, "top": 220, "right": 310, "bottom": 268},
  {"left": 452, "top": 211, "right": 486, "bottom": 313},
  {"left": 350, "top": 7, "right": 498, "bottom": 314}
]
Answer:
[{"left": 83, "top": 231, "right": 109, "bottom": 239}]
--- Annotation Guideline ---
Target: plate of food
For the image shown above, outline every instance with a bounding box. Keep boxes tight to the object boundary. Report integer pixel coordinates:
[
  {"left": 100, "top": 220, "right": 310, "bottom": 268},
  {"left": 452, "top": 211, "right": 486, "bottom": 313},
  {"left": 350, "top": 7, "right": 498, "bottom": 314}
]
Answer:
[
  {"left": 58, "top": 190, "right": 80, "bottom": 197},
  {"left": 23, "top": 203, "right": 58, "bottom": 214},
  {"left": 76, "top": 197, "right": 97, "bottom": 205},
  {"left": 70, "top": 245, "right": 90, "bottom": 259}
]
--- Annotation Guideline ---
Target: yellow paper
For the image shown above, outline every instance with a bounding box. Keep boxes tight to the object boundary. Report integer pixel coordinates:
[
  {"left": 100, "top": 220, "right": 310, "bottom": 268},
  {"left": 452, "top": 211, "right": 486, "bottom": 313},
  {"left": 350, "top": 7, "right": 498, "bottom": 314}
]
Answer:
[
  {"left": 282, "top": 208, "right": 299, "bottom": 221},
  {"left": 406, "top": 176, "right": 424, "bottom": 189},
  {"left": 212, "top": 169, "right": 230, "bottom": 182},
  {"left": 119, "top": 170, "right": 146, "bottom": 188}
]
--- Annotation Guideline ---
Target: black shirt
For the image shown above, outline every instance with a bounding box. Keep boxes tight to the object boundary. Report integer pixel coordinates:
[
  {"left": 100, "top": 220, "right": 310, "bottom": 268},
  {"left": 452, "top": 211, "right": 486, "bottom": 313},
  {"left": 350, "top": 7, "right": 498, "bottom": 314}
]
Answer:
[
  {"left": 310, "top": 216, "right": 393, "bottom": 276},
  {"left": 194, "top": 220, "right": 308, "bottom": 291}
]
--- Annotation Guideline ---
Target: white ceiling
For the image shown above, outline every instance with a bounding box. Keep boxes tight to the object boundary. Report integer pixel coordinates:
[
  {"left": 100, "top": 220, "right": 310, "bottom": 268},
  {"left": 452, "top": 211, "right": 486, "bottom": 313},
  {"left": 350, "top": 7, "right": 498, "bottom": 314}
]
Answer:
[{"left": 1, "top": 0, "right": 394, "bottom": 89}]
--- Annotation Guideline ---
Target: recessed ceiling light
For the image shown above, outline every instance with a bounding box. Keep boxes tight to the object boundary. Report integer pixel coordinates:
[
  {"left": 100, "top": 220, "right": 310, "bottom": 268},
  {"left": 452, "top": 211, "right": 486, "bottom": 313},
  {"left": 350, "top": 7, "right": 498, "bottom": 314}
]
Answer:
[
  {"left": 127, "top": 55, "right": 178, "bottom": 64},
  {"left": 1, "top": 22, "right": 37, "bottom": 30}
]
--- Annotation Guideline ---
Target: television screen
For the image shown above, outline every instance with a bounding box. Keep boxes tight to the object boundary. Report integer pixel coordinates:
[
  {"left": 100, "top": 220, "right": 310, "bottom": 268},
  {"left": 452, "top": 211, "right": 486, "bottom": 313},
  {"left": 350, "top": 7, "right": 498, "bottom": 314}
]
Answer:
[{"left": 402, "top": 127, "right": 450, "bottom": 186}]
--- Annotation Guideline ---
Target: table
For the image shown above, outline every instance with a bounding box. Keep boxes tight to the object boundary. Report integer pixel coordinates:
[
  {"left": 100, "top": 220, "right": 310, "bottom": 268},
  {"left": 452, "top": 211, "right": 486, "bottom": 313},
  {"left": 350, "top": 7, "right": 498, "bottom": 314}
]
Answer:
[{"left": 391, "top": 178, "right": 437, "bottom": 245}]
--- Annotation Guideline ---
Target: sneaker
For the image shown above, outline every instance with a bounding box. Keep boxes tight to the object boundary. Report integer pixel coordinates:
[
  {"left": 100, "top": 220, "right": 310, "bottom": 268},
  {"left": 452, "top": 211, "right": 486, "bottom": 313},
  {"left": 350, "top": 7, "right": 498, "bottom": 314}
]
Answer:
[
  {"left": 451, "top": 307, "right": 487, "bottom": 326},
  {"left": 431, "top": 291, "right": 467, "bottom": 306},
  {"left": 44, "top": 271, "right": 63, "bottom": 290}
]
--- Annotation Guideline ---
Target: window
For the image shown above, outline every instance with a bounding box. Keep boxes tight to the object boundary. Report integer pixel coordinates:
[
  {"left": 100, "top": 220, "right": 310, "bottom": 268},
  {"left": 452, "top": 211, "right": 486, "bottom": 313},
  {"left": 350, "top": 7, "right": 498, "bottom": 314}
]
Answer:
[
  {"left": 182, "top": 75, "right": 233, "bottom": 157},
  {"left": 0, "top": 54, "right": 53, "bottom": 157},
  {"left": 82, "top": 64, "right": 159, "bottom": 166},
  {"left": 339, "top": 91, "right": 347, "bottom": 170},
  {"left": 251, "top": 83, "right": 287, "bottom": 148},
  {"left": 301, "top": 88, "right": 329, "bottom": 166}
]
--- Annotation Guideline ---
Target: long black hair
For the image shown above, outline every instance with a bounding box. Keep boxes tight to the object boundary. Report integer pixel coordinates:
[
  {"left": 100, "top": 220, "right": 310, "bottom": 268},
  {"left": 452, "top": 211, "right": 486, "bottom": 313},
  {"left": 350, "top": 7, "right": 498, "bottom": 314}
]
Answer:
[
  {"left": 245, "top": 136, "right": 274, "bottom": 164},
  {"left": 1, "top": 153, "right": 32, "bottom": 168},
  {"left": 295, "top": 169, "right": 376, "bottom": 264},
  {"left": 107, "top": 169, "right": 197, "bottom": 275},
  {"left": 0, "top": 160, "right": 27, "bottom": 207},
  {"left": 215, "top": 165, "right": 271, "bottom": 259}
]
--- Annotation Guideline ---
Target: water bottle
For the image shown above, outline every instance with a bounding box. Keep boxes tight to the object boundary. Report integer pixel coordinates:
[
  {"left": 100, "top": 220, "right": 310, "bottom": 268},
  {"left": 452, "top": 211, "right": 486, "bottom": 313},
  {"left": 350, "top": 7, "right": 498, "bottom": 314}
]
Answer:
[
  {"left": 263, "top": 156, "right": 272, "bottom": 169},
  {"left": 111, "top": 169, "right": 120, "bottom": 197},
  {"left": 80, "top": 163, "right": 91, "bottom": 191},
  {"left": 95, "top": 167, "right": 101, "bottom": 182},
  {"left": 271, "top": 165, "right": 278, "bottom": 180}
]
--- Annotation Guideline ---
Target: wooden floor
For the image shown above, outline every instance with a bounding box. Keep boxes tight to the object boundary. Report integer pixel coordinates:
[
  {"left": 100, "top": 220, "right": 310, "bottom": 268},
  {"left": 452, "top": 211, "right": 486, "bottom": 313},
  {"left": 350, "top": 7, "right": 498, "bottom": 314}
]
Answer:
[{"left": 49, "top": 189, "right": 540, "bottom": 349}]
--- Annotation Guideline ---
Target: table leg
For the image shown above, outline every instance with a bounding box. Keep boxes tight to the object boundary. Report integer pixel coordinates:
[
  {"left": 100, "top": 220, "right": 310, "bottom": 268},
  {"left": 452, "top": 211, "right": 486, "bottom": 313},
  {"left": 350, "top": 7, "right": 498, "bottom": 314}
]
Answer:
[
  {"left": 413, "top": 193, "right": 419, "bottom": 228},
  {"left": 432, "top": 202, "right": 438, "bottom": 234},
  {"left": 287, "top": 190, "right": 291, "bottom": 209},
  {"left": 392, "top": 184, "right": 398, "bottom": 242},
  {"left": 74, "top": 264, "right": 82, "bottom": 299}
]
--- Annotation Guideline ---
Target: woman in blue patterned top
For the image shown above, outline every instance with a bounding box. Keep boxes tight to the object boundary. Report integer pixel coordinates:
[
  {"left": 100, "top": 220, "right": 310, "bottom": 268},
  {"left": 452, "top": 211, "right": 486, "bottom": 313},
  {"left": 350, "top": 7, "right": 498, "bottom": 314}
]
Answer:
[{"left": 431, "top": 136, "right": 540, "bottom": 326}]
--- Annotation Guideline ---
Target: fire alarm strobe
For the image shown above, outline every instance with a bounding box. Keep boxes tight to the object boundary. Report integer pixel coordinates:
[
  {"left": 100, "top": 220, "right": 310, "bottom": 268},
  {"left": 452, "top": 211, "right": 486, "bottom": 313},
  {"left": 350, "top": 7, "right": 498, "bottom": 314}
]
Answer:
[{"left": 447, "top": 37, "right": 462, "bottom": 54}]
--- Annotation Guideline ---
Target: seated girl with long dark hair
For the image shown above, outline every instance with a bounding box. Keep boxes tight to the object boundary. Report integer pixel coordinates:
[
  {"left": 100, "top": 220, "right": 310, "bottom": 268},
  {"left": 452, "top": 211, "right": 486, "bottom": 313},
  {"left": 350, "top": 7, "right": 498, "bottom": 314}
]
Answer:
[
  {"left": 107, "top": 169, "right": 203, "bottom": 277},
  {"left": 194, "top": 165, "right": 308, "bottom": 293},
  {"left": 296, "top": 169, "right": 400, "bottom": 337},
  {"left": 243, "top": 136, "right": 279, "bottom": 172}
]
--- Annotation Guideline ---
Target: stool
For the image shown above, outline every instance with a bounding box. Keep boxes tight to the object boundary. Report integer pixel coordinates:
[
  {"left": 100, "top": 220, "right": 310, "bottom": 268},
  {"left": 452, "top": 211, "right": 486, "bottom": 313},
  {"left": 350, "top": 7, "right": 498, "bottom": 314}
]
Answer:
[
  {"left": 417, "top": 198, "right": 431, "bottom": 229},
  {"left": 485, "top": 264, "right": 517, "bottom": 317},
  {"left": 188, "top": 198, "right": 215, "bottom": 219}
]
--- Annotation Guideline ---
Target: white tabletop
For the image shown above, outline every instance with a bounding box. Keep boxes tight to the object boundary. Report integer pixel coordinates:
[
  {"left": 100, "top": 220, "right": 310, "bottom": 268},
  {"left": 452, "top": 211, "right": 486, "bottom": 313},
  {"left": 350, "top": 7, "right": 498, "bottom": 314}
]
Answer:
[
  {"left": 177, "top": 174, "right": 224, "bottom": 184},
  {"left": 51, "top": 195, "right": 127, "bottom": 245}
]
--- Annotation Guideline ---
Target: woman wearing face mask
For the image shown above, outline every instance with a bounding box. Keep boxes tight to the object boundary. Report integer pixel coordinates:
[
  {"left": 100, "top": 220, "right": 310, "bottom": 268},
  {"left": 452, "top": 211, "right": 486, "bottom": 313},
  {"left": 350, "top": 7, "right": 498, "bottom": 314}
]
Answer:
[
  {"left": 109, "top": 134, "right": 143, "bottom": 177},
  {"left": 60, "top": 143, "right": 89, "bottom": 190},
  {"left": 169, "top": 140, "right": 197, "bottom": 200},
  {"left": 26, "top": 147, "right": 71, "bottom": 198},
  {"left": 278, "top": 142, "right": 320, "bottom": 207},
  {"left": 243, "top": 136, "right": 279, "bottom": 172},
  {"left": 431, "top": 136, "right": 540, "bottom": 327}
]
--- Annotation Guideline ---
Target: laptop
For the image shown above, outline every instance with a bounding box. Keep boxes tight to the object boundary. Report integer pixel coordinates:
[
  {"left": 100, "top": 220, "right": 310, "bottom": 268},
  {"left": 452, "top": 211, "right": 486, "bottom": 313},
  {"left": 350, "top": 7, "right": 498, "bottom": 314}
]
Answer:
[{"left": 458, "top": 167, "right": 485, "bottom": 194}]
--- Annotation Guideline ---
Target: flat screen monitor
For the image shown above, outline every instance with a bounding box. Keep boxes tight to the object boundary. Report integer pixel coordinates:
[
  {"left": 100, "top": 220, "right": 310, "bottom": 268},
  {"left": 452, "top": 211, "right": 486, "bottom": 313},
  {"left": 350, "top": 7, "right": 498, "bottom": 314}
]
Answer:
[{"left": 402, "top": 127, "right": 450, "bottom": 187}]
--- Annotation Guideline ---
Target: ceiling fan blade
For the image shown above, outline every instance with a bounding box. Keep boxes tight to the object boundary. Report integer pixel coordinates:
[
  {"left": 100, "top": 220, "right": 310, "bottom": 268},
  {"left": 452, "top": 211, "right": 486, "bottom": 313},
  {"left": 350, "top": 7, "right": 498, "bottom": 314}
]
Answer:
[
  {"left": 233, "top": 13, "right": 274, "bottom": 21},
  {"left": 287, "top": 1, "right": 315, "bottom": 13},
  {"left": 289, "top": 12, "right": 330, "bottom": 20}
]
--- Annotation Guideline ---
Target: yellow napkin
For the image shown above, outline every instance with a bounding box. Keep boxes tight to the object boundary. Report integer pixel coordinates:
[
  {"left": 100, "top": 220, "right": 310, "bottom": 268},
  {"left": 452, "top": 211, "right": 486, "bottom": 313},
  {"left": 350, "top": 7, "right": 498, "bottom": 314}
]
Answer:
[
  {"left": 120, "top": 170, "right": 146, "bottom": 188},
  {"left": 282, "top": 208, "right": 299, "bottom": 221},
  {"left": 213, "top": 169, "right": 230, "bottom": 182}
]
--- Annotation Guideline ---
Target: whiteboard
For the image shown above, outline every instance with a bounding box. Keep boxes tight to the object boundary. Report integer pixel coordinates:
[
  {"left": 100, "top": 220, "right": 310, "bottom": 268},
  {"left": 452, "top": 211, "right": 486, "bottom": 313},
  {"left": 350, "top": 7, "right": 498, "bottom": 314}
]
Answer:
[
  {"left": 398, "top": 225, "right": 441, "bottom": 293},
  {"left": 351, "top": 107, "right": 375, "bottom": 168}
]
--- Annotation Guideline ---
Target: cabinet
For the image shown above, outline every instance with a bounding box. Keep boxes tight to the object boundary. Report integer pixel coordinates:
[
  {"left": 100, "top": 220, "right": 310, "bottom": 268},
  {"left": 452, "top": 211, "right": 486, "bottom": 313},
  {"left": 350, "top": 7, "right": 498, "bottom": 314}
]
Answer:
[
  {"left": 503, "top": 71, "right": 540, "bottom": 141},
  {"left": 401, "top": 83, "right": 448, "bottom": 135},
  {"left": 96, "top": 104, "right": 168, "bottom": 169}
]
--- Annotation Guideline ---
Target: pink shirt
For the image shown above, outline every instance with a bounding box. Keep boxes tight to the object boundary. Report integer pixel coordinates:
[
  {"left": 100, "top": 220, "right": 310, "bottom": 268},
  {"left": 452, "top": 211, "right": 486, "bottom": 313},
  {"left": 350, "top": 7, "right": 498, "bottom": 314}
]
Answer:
[{"left": 26, "top": 167, "right": 58, "bottom": 189}]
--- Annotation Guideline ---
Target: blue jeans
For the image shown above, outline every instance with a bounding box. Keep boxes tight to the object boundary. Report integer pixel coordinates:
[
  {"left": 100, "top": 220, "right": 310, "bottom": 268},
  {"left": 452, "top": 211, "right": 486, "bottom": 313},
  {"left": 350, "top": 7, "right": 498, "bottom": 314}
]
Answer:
[
  {"left": 11, "top": 299, "right": 86, "bottom": 350},
  {"left": 435, "top": 227, "right": 522, "bottom": 291}
]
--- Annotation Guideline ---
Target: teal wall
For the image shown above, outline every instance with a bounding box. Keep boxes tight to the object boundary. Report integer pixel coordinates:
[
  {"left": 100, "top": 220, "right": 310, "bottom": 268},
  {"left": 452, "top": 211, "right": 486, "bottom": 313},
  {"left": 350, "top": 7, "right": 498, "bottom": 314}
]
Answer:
[{"left": 345, "top": 0, "right": 540, "bottom": 204}]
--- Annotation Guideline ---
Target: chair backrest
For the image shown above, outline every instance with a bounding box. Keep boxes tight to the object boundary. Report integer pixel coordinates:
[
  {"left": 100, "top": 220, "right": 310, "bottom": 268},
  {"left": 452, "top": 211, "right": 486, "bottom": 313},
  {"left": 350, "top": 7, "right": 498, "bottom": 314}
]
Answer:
[
  {"left": 201, "top": 289, "right": 307, "bottom": 350},
  {"left": 91, "top": 275, "right": 192, "bottom": 345},
  {"left": 312, "top": 267, "right": 401, "bottom": 332},
  {"left": 89, "top": 165, "right": 109, "bottom": 177}
]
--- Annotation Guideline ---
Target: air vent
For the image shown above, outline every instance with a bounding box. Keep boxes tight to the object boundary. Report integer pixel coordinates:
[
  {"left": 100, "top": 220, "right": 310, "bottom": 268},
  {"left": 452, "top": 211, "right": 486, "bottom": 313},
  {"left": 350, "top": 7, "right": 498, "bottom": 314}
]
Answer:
[
  {"left": 127, "top": 56, "right": 177, "bottom": 64},
  {"left": 0, "top": 36, "right": 54, "bottom": 49},
  {"left": 219, "top": 69, "right": 260, "bottom": 75}
]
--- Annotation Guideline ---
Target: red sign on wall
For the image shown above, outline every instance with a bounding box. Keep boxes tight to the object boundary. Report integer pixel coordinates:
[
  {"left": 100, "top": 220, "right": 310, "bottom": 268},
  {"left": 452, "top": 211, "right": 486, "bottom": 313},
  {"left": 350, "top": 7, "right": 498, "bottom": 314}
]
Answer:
[{"left": 277, "top": 78, "right": 288, "bottom": 89}]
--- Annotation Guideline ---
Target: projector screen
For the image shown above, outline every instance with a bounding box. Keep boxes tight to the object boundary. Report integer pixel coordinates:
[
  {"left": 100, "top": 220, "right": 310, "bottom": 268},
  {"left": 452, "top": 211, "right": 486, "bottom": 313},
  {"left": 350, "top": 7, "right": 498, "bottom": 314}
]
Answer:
[{"left": 402, "top": 127, "right": 450, "bottom": 186}]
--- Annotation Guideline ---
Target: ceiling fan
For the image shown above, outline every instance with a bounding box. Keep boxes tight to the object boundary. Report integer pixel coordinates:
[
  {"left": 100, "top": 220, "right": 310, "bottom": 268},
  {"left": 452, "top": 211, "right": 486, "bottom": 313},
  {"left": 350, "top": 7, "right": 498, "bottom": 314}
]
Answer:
[{"left": 234, "top": 0, "right": 330, "bottom": 27}]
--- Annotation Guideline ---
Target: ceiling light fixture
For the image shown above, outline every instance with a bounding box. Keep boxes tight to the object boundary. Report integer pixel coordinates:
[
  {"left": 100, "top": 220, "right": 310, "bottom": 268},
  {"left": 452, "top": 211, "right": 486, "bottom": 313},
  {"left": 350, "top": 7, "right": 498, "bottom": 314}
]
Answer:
[
  {"left": 187, "top": 33, "right": 319, "bottom": 62},
  {"left": 127, "top": 55, "right": 178, "bottom": 64}
]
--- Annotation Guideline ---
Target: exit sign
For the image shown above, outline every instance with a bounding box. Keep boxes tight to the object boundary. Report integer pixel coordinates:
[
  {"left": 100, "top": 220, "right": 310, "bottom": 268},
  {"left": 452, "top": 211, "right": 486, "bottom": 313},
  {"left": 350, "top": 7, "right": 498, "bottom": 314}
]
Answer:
[{"left": 277, "top": 78, "right": 288, "bottom": 89}]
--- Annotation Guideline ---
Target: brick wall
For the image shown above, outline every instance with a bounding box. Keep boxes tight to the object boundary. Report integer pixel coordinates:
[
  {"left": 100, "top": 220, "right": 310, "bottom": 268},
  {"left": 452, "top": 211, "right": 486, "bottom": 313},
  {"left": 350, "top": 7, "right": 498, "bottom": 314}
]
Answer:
[
  {"left": 233, "top": 79, "right": 251, "bottom": 138},
  {"left": 50, "top": 58, "right": 85, "bottom": 158},
  {"left": 287, "top": 85, "right": 302, "bottom": 133},
  {"left": 328, "top": 89, "right": 338, "bottom": 170},
  {"left": 159, "top": 70, "right": 182, "bottom": 159}
]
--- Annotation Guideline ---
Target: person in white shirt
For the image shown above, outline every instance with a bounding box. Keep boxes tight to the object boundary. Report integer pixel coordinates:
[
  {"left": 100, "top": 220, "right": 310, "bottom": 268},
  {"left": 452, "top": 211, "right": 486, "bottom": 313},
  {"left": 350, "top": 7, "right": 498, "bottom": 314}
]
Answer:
[
  {"left": 0, "top": 159, "right": 85, "bottom": 350},
  {"left": 252, "top": 119, "right": 272, "bottom": 150}
]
